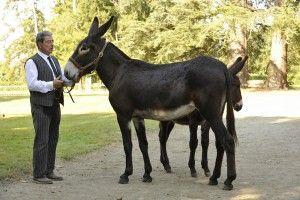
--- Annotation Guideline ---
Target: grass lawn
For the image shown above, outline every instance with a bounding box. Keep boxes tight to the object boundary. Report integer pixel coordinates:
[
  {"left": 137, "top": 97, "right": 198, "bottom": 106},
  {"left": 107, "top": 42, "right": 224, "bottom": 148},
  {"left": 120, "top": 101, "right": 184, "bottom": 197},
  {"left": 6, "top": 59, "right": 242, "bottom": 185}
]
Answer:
[
  {"left": 0, "top": 96, "right": 28, "bottom": 102},
  {"left": 0, "top": 112, "right": 158, "bottom": 180}
]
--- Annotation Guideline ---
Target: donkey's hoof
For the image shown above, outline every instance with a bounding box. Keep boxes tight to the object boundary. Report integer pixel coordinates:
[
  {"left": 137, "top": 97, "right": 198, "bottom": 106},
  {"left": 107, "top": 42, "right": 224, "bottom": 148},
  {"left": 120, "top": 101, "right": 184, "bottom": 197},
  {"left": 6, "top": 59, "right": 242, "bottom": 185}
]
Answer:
[
  {"left": 163, "top": 164, "right": 172, "bottom": 173},
  {"left": 204, "top": 171, "right": 211, "bottom": 177},
  {"left": 190, "top": 167, "right": 197, "bottom": 176},
  {"left": 142, "top": 175, "right": 152, "bottom": 183},
  {"left": 223, "top": 184, "right": 233, "bottom": 191},
  {"left": 208, "top": 179, "right": 218, "bottom": 185},
  {"left": 165, "top": 167, "right": 172, "bottom": 173},
  {"left": 191, "top": 172, "right": 198, "bottom": 178},
  {"left": 118, "top": 176, "right": 129, "bottom": 184},
  {"left": 223, "top": 180, "right": 233, "bottom": 190}
]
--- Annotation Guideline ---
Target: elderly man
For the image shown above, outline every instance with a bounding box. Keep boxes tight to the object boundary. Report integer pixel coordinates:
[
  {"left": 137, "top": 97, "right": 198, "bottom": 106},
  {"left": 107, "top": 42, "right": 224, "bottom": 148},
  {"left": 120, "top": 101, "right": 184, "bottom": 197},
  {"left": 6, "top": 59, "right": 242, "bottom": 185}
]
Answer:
[{"left": 25, "top": 31, "right": 73, "bottom": 184}]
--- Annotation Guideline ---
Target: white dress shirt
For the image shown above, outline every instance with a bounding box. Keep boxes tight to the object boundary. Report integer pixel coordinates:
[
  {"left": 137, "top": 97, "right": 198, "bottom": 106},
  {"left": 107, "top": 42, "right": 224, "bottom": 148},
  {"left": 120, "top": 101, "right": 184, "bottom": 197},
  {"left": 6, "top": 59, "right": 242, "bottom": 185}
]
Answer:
[{"left": 25, "top": 51, "right": 72, "bottom": 93}]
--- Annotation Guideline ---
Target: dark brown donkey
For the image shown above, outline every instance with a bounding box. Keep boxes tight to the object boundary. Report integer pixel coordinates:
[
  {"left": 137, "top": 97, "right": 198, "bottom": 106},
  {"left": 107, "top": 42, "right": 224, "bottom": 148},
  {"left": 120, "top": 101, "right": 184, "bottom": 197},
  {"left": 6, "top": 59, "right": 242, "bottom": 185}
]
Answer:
[
  {"left": 159, "top": 57, "right": 247, "bottom": 180},
  {"left": 64, "top": 16, "right": 247, "bottom": 190}
]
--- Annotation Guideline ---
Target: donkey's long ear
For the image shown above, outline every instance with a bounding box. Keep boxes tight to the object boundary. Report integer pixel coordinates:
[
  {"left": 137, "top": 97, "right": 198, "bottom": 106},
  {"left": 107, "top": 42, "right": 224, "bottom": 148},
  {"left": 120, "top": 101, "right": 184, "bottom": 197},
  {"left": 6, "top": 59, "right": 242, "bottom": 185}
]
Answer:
[
  {"left": 97, "top": 16, "right": 114, "bottom": 36},
  {"left": 88, "top": 17, "right": 99, "bottom": 36},
  {"left": 229, "top": 56, "right": 248, "bottom": 75},
  {"left": 228, "top": 57, "right": 242, "bottom": 70}
]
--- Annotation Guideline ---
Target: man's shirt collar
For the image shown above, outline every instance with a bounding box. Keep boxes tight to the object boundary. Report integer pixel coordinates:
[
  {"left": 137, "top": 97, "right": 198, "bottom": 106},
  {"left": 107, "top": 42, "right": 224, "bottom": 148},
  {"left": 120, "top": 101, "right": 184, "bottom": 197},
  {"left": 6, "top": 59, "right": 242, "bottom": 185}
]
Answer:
[{"left": 37, "top": 50, "right": 51, "bottom": 60}]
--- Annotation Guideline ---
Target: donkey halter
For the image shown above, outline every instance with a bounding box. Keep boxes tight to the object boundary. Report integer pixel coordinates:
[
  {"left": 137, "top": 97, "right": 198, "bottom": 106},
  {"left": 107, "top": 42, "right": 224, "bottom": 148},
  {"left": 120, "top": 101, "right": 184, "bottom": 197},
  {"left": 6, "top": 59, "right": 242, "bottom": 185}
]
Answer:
[{"left": 68, "top": 41, "right": 109, "bottom": 74}]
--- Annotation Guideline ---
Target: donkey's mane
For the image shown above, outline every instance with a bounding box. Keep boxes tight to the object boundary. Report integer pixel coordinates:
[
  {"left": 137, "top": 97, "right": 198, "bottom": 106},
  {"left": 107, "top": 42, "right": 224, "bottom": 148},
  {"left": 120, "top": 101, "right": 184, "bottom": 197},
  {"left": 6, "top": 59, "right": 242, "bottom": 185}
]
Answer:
[{"left": 109, "top": 43, "right": 131, "bottom": 60}]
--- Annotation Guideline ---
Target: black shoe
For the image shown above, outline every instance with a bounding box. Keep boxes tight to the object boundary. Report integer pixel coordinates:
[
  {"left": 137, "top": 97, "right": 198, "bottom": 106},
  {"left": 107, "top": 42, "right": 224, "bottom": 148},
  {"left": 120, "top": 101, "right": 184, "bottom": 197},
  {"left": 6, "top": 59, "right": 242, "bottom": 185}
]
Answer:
[
  {"left": 33, "top": 177, "right": 53, "bottom": 184},
  {"left": 46, "top": 172, "right": 63, "bottom": 181}
]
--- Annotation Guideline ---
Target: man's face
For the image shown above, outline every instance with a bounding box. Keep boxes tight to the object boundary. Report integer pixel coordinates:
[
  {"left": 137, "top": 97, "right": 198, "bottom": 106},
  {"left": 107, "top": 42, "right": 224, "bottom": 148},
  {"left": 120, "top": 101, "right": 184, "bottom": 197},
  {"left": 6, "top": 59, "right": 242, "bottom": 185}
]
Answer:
[{"left": 38, "top": 35, "right": 54, "bottom": 55}]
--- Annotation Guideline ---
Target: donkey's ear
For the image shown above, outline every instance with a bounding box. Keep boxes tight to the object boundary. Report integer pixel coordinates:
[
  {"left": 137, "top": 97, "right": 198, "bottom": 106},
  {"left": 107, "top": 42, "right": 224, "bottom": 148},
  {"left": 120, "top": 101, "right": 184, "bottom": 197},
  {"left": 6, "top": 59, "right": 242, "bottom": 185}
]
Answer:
[
  {"left": 229, "top": 56, "right": 248, "bottom": 75},
  {"left": 88, "top": 17, "right": 99, "bottom": 36},
  {"left": 228, "top": 57, "right": 242, "bottom": 70},
  {"left": 97, "top": 16, "right": 114, "bottom": 37}
]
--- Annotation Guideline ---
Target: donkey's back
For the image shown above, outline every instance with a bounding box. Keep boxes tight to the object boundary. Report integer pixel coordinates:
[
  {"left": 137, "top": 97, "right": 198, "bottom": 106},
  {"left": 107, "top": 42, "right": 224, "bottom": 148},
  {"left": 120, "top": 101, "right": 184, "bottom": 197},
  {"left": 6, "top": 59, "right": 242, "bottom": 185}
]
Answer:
[{"left": 121, "top": 55, "right": 228, "bottom": 94}]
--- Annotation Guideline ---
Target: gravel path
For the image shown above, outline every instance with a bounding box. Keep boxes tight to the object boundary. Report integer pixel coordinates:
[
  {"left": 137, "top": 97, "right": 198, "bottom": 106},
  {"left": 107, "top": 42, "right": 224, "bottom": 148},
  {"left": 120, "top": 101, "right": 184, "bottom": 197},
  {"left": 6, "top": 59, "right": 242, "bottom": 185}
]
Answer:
[{"left": 1, "top": 91, "right": 300, "bottom": 200}]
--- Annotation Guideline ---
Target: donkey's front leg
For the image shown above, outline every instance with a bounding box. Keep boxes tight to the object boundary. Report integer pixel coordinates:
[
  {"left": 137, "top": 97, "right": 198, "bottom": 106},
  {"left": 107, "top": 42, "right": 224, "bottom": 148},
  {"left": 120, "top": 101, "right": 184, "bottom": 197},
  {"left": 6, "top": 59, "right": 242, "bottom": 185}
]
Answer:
[
  {"left": 133, "top": 118, "right": 152, "bottom": 182},
  {"left": 117, "top": 114, "right": 133, "bottom": 184},
  {"left": 188, "top": 123, "right": 198, "bottom": 178}
]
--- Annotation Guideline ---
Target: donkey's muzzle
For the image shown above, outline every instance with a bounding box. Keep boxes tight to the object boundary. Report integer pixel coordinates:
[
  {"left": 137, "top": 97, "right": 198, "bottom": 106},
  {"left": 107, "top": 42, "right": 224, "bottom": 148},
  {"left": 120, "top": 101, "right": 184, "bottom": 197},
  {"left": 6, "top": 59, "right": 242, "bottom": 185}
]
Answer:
[{"left": 234, "top": 104, "right": 242, "bottom": 111}]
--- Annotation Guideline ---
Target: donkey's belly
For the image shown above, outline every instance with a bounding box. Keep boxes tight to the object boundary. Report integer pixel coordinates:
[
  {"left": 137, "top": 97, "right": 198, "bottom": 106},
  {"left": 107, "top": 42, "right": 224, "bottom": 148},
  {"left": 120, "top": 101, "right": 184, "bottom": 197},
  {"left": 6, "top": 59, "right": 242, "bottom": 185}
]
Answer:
[{"left": 133, "top": 102, "right": 196, "bottom": 121}]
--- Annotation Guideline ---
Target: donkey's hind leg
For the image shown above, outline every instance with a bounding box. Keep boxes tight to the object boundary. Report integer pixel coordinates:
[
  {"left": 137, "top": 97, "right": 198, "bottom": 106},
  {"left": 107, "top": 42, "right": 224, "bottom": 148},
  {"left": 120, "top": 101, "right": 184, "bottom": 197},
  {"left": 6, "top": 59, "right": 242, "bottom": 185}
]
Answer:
[
  {"left": 209, "top": 137, "right": 224, "bottom": 186},
  {"left": 117, "top": 114, "right": 133, "bottom": 184},
  {"left": 209, "top": 118, "right": 236, "bottom": 190},
  {"left": 159, "top": 121, "right": 174, "bottom": 173},
  {"left": 188, "top": 122, "right": 198, "bottom": 178},
  {"left": 206, "top": 119, "right": 225, "bottom": 186},
  {"left": 201, "top": 121, "right": 211, "bottom": 177},
  {"left": 133, "top": 118, "right": 152, "bottom": 182}
]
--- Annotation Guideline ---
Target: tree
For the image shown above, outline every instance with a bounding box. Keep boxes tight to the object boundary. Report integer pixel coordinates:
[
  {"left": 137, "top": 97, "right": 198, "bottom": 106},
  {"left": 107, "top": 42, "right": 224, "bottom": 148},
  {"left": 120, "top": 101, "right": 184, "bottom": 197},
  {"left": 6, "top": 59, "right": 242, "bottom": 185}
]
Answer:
[
  {"left": 1, "top": 1, "right": 47, "bottom": 84},
  {"left": 265, "top": 0, "right": 299, "bottom": 89},
  {"left": 216, "top": 1, "right": 252, "bottom": 86},
  {"left": 267, "top": 31, "right": 288, "bottom": 89},
  {"left": 1, "top": 0, "right": 299, "bottom": 88},
  {"left": 265, "top": 0, "right": 288, "bottom": 89}
]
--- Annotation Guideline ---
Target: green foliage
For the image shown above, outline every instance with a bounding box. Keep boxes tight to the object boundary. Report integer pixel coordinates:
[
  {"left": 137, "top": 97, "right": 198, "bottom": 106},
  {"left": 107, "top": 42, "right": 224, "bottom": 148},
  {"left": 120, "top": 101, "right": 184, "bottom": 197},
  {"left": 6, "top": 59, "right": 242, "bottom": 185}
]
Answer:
[
  {"left": 0, "top": 2, "right": 45, "bottom": 85},
  {"left": 247, "top": 27, "right": 269, "bottom": 77},
  {"left": 288, "top": 27, "right": 300, "bottom": 85},
  {"left": 0, "top": 18, "right": 36, "bottom": 85},
  {"left": 1, "top": 0, "right": 300, "bottom": 87}
]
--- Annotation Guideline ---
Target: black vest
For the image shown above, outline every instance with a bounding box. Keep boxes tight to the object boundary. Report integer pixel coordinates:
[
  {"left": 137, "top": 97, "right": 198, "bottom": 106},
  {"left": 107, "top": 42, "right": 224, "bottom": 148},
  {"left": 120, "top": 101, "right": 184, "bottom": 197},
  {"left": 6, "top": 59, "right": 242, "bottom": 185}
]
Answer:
[{"left": 28, "top": 53, "right": 64, "bottom": 106}]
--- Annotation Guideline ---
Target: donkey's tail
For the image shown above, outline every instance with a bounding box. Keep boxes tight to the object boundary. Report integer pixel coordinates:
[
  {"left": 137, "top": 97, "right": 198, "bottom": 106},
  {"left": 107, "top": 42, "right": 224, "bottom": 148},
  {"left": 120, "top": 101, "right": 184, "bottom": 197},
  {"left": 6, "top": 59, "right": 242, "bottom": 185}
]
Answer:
[{"left": 224, "top": 69, "right": 237, "bottom": 144}]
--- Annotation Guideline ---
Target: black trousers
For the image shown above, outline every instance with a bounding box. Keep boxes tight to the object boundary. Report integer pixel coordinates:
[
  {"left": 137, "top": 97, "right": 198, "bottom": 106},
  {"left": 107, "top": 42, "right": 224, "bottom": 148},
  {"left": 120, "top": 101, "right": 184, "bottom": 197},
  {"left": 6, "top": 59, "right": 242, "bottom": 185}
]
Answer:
[{"left": 31, "top": 101, "right": 61, "bottom": 178}]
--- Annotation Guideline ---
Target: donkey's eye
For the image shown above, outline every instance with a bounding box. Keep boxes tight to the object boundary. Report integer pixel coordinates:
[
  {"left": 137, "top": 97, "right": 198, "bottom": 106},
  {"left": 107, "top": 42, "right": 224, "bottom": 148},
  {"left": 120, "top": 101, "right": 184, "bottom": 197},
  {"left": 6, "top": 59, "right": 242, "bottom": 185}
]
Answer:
[
  {"left": 78, "top": 45, "right": 90, "bottom": 55},
  {"left": 82, "top": 46, "right": 88, "bottom": 51}
]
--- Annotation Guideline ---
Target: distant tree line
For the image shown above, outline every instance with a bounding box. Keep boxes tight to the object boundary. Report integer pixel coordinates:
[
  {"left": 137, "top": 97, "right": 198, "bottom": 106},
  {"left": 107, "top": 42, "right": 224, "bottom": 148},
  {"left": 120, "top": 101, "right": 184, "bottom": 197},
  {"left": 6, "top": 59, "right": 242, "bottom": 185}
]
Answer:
[{"left": 1, "top": 0, "right": 299, "bottom": 89}]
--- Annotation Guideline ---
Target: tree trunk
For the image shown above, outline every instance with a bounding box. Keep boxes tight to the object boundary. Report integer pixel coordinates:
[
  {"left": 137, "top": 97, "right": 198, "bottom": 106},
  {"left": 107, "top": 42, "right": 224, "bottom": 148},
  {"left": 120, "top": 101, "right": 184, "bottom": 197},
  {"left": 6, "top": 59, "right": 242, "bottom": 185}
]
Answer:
[
  {"left": 266, "top": 31, "right": 288, "bottom": 89},
  {"left": 72, "top": 0, "right": 77, "bottom": 13},
  {"left": 32, "top": 0, "right": 38, "bottom": 34},
  {"left": 229, "top": 23, "right": 249, "bottom": 87}
]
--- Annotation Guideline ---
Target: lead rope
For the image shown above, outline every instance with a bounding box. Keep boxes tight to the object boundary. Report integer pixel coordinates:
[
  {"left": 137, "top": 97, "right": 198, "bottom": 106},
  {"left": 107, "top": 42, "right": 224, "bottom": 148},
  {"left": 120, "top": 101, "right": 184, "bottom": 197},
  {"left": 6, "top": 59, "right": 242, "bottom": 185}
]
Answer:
[
  {"left": 63, "top": 83, "right": 75, "bottom": 103},
  {"left": 57, "top": 75, "right": 76, "bottom": 103}
]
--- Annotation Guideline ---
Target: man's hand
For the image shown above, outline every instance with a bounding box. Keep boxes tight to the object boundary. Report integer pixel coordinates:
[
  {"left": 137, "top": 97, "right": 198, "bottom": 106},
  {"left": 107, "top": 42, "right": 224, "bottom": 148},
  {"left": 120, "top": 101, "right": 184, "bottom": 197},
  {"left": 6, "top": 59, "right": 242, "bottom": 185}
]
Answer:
[{"left": 53, "top": 75, "right": 63, "bottom": 89}]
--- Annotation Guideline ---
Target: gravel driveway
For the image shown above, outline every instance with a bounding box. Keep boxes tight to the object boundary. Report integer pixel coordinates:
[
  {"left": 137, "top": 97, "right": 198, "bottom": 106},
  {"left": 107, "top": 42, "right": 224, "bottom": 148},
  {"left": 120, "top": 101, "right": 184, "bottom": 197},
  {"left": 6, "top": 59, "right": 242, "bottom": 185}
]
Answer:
[{"left": 1, "top": 91, "right": 299, "bottom": 200}]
